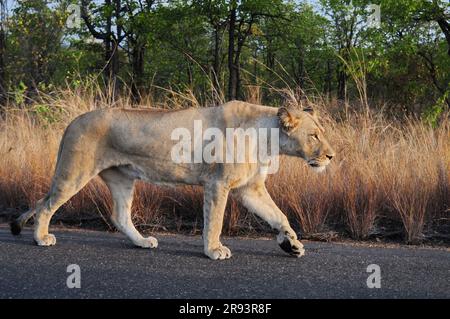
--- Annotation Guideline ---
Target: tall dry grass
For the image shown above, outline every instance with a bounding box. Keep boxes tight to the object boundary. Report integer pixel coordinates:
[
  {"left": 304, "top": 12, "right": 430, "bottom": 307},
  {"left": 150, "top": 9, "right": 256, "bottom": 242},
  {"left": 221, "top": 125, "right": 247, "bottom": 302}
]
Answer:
[{"left": 0, "top": 85, "right": 449, "bottom": 244}]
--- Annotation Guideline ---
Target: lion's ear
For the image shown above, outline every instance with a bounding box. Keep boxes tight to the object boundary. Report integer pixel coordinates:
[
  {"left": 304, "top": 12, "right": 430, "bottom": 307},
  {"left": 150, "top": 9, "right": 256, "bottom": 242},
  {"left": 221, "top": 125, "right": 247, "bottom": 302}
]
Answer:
[{"left": 278, "top": 107, "right": 300, "bottom": 133}]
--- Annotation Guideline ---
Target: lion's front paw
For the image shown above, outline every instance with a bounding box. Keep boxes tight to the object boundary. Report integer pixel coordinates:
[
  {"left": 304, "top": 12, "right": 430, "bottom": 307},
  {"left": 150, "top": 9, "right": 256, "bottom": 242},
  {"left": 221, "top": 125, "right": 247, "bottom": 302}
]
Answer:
[
  {"left": 35, "top": 234, "right": 57, "bottom": 246},
  {"left": 136, "top": 236, "right": 158, "bottom": 248},
  {"left": 205, "top": 245, "right": 232, "bottom": 260},
  {"left": 277, "top": 231, "right": 305, "bottom": 257}
]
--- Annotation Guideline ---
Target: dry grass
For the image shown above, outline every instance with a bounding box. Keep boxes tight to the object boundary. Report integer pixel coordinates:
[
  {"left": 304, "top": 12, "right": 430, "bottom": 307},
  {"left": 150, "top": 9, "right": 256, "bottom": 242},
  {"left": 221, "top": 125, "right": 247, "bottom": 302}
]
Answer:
[{"left": 0, "top": 86, "right": 449, "bottom": 244}]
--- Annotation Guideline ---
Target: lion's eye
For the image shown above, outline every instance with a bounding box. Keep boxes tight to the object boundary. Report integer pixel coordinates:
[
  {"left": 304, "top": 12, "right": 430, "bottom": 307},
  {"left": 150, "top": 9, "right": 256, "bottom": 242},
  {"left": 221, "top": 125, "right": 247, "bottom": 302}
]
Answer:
[{"left": 310, "top": 134, "right": 319, "bottom": 141}]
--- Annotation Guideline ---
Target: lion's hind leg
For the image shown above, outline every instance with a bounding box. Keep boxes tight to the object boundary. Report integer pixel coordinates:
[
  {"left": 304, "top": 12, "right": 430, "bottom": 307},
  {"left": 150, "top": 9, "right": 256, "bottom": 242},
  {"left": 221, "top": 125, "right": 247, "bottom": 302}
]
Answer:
[
  {"left": 99, "top": 168, "right": 158, "bottom": 249},
  {"left": 32, "top": 167, "right": 98, "bottom": 246},
  {"left": 10, "top": 170, "right": 96, "bottom": 246}
]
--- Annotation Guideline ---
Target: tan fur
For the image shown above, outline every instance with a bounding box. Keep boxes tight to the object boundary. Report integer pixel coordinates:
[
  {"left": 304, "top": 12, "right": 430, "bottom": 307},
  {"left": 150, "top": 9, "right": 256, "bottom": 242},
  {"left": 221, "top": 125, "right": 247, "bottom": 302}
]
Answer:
[{"left": 13, "top": 101, "right": 335, "bottom": 260}]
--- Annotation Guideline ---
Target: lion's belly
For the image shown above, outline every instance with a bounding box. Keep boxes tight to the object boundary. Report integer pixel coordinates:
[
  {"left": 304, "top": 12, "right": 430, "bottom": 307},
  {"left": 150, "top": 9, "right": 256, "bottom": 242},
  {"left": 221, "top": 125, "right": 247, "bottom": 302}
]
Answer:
[{"left": 113, "top": 158, "right": 205, "bottom": 186}]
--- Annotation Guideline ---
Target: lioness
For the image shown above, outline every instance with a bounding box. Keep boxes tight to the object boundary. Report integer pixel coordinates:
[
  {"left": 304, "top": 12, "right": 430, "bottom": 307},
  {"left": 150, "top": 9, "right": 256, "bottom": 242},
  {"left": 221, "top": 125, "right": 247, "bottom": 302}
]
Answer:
[{"left": 10, "top": 101, "right": 335, "bottom": 260}]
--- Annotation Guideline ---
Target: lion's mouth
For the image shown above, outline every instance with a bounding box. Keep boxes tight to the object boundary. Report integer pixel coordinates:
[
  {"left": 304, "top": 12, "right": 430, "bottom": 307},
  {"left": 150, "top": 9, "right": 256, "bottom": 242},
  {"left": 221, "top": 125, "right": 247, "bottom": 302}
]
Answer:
[
  {"left": 307, "top": 159, "right": 322, "bottom": 167},
  {"left": 309, "top": 162, "right": 320, "bottom": 167},
  {"left": 307, "top": 160, "right": 328, "bottom": 173}
]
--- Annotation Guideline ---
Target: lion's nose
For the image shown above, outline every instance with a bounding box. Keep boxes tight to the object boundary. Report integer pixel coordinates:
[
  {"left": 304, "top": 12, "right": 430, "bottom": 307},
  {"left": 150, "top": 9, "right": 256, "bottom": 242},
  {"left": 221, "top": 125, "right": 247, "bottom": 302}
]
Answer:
[{"left": 326, "top": 154, "right": 334, "bottom": 160}]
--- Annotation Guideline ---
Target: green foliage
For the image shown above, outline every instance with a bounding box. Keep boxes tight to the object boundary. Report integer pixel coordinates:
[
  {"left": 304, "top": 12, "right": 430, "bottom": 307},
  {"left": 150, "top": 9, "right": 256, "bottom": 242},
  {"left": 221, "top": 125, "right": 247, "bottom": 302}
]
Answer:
[
  {"left": 13, "top": 82, "right": 28, "bottom": 105},
  {"left": 33, "top": 103, "right": 60, "bottom": 124},
  {"left": 423, "top": 88, "right": 450, "bottom": 127},
  {"left": 0, "top": 0, "right": 447, "bottom": 116}
]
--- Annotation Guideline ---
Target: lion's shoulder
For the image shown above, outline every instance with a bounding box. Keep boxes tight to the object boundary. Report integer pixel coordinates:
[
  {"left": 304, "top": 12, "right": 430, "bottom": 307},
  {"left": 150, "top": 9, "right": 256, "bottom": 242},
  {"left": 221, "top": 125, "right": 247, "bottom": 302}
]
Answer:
[{"left": 218, "top": 101, "right": 276, "bottom": 123}]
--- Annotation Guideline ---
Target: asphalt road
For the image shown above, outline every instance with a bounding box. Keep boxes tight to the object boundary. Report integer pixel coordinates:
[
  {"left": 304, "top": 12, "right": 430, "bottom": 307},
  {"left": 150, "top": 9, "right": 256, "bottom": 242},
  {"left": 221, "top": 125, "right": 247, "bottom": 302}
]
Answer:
[{"left": 0, "top": 226, "right": 449, "bottom": 299}]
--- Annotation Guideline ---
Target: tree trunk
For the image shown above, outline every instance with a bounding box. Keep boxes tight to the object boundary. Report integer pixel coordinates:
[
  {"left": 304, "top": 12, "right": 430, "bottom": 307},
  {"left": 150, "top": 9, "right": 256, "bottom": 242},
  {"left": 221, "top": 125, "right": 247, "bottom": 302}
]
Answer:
[
  {"left": 212, "top": 25, "right": 222, "bottom": 92},
  {"left": 266, "top": 37, "right": 275, "bottom": 70},
  {"left": 103, "top": 0, "right": 120, "bottom": 92},
  {"left": 233, "top": 15, "right": 254, "bottom": 101},
  {"left": 436, "top": 18, "right": 450, "bottom": 56},
  {"left": 296, "top": 42, "right": 305, "bottom": 89},
  {"left": 81, "top": 0, "right": 122, "bottom": 101},
  {"left": 104, "top": 0, "right": 113, "bottom": 81},
  {"left": 325, "top": 60, "right": 332, "bottom": 100},
  {"left": 131, "top": 44, "right": 145, "bottom": 104},
  {"left": 337, "top": 69, "right": 346, "bottom": 102},
  {"left": 0, "top": 17, "right": 5, "bottom": 104},
  {"left": 110, "top": 39, "right": 120, "bottom": 85},
  {"left": 337, "top": 46, "right": 348, "bottom": 102},
  {"left": 227, "top": 2, "right": 237, "bottom": 101},
  {"left": 235, "top": 52, "right": 241, "bottom": 99},
  {"left": 111, "top": 0, "right": 121, "bottom": 92},
  {"left": 186, "top": 63, "right": 193, "bottom": 87},
  {"left": 252, "top": 46, "right": 258, "bottom": 79}
]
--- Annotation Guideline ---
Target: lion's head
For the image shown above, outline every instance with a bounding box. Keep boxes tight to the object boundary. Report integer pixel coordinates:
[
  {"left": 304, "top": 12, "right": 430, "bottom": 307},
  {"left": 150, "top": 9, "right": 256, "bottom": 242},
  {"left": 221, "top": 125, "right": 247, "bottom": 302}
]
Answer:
[{"left": 277, "top": 107, "right": 335, "bottom": 172}]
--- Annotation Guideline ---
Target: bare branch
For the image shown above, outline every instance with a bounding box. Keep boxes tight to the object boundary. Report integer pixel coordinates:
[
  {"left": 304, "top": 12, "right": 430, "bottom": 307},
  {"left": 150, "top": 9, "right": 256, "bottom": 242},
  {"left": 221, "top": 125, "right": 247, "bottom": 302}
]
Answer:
[{"left": 81, "top": 0, "right": 108, "bottom": 40}]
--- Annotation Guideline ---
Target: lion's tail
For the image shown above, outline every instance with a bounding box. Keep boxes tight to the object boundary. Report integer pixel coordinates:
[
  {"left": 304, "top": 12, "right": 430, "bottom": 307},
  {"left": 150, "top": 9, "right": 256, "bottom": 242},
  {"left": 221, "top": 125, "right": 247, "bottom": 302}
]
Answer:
[{"left": 10, "top": 198, "right": 45, "bottom": 235}]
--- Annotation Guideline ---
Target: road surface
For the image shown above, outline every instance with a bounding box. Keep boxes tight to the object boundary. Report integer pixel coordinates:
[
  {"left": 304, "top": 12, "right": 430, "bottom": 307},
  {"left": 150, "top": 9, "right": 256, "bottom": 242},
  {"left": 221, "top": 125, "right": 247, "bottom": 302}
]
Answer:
[{"left": 0, "top": 226, "right": 449, "bottom": 298}]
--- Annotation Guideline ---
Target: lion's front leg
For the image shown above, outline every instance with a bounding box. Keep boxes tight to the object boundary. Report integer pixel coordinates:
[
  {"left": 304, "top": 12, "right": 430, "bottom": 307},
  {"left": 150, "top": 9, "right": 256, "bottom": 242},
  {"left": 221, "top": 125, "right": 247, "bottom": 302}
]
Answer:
[
  {"left": 237, "top": 182, "right": 305, "bottom": 257},
  {"left": 203, "top": 182, "right": 232, "bottom": 260}
]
